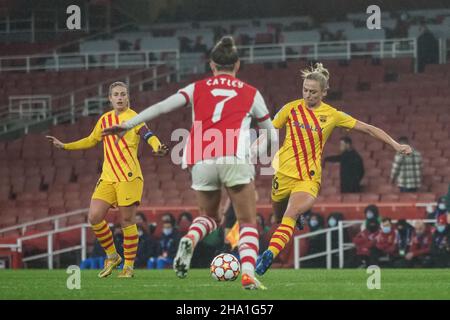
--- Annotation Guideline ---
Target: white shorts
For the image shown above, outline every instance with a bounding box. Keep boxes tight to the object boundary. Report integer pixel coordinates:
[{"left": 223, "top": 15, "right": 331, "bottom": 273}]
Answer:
[{"left": 190, "top": 156, "right": 255, "bottom": 191}]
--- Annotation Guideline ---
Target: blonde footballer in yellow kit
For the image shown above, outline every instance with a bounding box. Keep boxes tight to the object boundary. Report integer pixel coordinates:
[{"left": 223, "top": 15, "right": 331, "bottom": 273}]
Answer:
[
  {"left": 255, "top": 63, "right": 413, "bottom": 275},
  {"left": 46, "top": 82, "right": 168, "bottom": 278}
]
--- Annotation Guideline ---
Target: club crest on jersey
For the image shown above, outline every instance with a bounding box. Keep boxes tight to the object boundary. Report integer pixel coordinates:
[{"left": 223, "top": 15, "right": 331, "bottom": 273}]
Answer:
[{"left": 319, "top": 115, "right": 327, "bottom": 123}]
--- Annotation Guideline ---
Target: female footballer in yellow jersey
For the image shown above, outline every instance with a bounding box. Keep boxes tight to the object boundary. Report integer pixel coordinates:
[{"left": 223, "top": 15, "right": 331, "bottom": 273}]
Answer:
[
  {"left": 255, "top": 63, "right": 413, "bottom": 275},
  {"left": 46, "top": 82, "right": 168, "bottom": 278}
]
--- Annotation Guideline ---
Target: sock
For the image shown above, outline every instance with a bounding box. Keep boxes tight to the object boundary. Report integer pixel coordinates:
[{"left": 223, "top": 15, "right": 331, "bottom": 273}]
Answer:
[
  {"left": 268, "top": 217, "right": 296, "bottom": 258},
  {"left": 91, "top": 220, "right": 117, "bottom": 258},
  {"left": 238, "top": 223, "right": 259, "bottom": 277},
  {"left": 122, "top": 224, "right": 139, "bottom": 269},
  {"left": 185, "top": 216, "right": 217, "bottom": 247}
]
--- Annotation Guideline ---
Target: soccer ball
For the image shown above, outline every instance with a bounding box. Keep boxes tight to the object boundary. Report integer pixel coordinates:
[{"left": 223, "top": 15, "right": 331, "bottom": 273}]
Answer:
[{"left": 210, "top": 253, "right": 240, "bottom": 281}]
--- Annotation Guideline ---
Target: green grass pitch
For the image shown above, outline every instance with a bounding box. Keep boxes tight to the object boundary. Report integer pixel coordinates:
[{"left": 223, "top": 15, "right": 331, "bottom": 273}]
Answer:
[{"left": 0, "top": 269, "right": 449, "bottom": 300}]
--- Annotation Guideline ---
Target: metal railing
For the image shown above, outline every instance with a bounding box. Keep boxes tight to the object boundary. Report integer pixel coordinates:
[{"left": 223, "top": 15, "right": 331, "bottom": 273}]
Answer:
[
  {"left": 0, "top": 64, "right": 179, "bottom": 135},
  {"left": 0, "top": 48, "right": 180, "bottom": 73},
  {"left": 294, "top": 218, "right": 438, "bottom": 269},
  {"left": 238, "top": 38, "right": 418, "bottom": 63},
  {"left": 0, "top": 208, "right": 88, "bottom": 237}
]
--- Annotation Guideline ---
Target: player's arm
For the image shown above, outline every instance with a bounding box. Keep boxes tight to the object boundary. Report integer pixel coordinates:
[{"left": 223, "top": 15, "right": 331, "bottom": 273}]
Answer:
[
  {"left": 136, "top": 124, "right": 169, "bottom": 156},
  {"left": 102, "top": 93, "right": 188, "bottom": 137},
  {"left": 249, "top": 91, "right": 279, "bottom": 158},
  {"left": 390, "top": 153, "right": 402, "bottom": 183},
  {"left": 46, "top": 120, "right": 101, "bottom": 150},
  {"left": 352, "top": 120, "right": 412, "bottom": 155}
]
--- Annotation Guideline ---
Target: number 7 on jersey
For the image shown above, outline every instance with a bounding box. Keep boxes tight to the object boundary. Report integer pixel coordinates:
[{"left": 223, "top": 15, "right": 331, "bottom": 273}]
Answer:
[{"left": 211, "top": 89, "right": 238, "bottom": 123}]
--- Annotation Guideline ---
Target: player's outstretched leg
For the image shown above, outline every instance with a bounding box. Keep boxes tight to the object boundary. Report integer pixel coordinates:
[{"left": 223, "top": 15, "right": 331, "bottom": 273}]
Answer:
[
  {"left": 239, "top": 223, "right": 267, "bottom": 290},
  {"left": 92, "top": 220, "right": 122, "bottom": 278},
  {"left": 174, "top": 216, "right": 217, "bottom": 278},
  {"left": 256, "top": 216, "right": 296, "bottom": 276}
]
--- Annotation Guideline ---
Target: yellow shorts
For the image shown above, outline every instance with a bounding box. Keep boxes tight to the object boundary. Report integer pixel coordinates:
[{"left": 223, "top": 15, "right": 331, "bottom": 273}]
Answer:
[
  {"left": 92, "top": 178, "right": 143, "bottom": 207},
  {"left": 271, "top": 171, "right": 320, "bottom": 202}
]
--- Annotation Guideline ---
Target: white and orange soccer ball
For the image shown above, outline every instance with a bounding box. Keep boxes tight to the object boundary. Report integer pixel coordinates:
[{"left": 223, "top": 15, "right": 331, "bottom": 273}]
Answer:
[{"left": 210, "top": 253, "right": 240, "bottom": 281}]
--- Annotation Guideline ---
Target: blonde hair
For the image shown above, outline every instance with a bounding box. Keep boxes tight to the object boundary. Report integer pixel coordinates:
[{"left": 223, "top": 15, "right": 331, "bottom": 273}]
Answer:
[
  {"left": 301, "top": 63, "right": 330, "bottom": 91},
  {"left": 108, "top": 81, "right": 129, "bottom": 96}
]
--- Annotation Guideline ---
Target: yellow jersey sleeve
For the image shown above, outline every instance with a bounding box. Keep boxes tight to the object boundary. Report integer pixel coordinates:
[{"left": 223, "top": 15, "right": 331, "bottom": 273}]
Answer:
[
  {"left": 64, "top": 117, "right": 102, "bottom": 150},
  {"left": 272, "top": 103, "right": 291, "bottom": 129},
  {"left": 334, "top": 109, "right": 357, "bottom": 130}
]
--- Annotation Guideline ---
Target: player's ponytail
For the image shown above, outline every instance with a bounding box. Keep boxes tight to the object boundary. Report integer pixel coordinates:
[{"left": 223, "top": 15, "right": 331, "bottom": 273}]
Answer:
[
  {"left": 301, "top": 63, "right": 330, "bottom": 91},
  {"left": 210, "top": 36, "right": 239, "bottom": 71}
]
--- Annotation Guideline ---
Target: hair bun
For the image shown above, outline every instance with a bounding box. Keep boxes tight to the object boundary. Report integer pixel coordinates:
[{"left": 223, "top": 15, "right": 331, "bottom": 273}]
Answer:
[{"left": 220, "top": 36, "right": 235, "bottom": 48}]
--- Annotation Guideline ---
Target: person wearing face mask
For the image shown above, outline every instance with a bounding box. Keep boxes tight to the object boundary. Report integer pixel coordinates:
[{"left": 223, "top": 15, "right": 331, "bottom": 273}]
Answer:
[
  {"left": 364, "top": 204, "right": 380, "bottom": 221},
  {"left": 428, "top": 196, "right": 448, "bottom": 220},
  {"left": 430, "top": 214, "right": 450, "bottom": 267},
  {"left": 303, "top": 213, "right": 326, "bottom": 268},
  {"left": 372, "top": 217, "right": 398, "bottom": 267},
  {"left": 396, "top": 220, "right": 432, "bottom": 268},
  {"left": 327, "top": 212, "right": 350, "bottom": 267},
  {"left": 147, "top": 219, "right": 180, "bottom": 269},
  {"left": 352, "top": 217, "right": 380, "bottom": 268}
]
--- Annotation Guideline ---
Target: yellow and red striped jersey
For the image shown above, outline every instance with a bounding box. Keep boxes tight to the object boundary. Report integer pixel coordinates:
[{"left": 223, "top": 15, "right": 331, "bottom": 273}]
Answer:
[
  {"left": 64, "top": 107, "right": 161, "bottom": 182},
  {"left": 272, "top": 99, "right": 356, "bottom": 182}
]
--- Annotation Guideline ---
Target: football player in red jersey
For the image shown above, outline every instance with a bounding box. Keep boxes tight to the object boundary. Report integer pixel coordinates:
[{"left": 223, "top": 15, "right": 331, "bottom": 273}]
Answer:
[{"left": 103, "top": 36, "right": 278, "bottom": 290}]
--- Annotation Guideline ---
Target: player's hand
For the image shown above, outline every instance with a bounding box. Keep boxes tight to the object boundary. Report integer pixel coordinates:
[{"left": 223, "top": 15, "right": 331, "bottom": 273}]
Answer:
[
  {"left": 102, "top": 124, "right": 128, "bottom": 137},
  {"left": 405, "top": 252, "right": 414, "bottom": 260},
  {"left": 153, "top": 144, "right": 169, "bottom": 157},
  {"left": 46, "top": 136, "right": 64, "bottom": 149},
  {"left": 395, "top": 144, "right": 412, "bottom": 155}
]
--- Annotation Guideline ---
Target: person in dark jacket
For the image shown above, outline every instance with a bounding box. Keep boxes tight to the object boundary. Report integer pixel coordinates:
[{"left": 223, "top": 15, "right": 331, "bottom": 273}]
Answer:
[
  {"left": 303, "top": 213, "right": 326, "bottom": 268},
  {"left": 327, "top": 212, "right": 351, "bottom": 267},
  {"left": 430, "top": 214, "right": 450, "bottom": 267},
  {"left": 396, "top": 219, "right": 414, "bottom": 257},
  {"left": 147, "top": 219, "right": 180, "bottom": 269},
  {"left": 324, "top": 136, "right": 364, "bottom": 193}
]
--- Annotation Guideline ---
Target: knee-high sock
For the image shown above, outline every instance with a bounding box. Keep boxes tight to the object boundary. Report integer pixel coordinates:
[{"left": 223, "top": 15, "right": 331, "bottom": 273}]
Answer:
[
  {"left": 184, "top": 216, "right": 217, "bottom": 247},
  {"left": 91, "top": 220, "right": 117, "bottom": 258},
  {"left": 122, "top": 224, "right": 139, "bottom": 269},
  {"left": 268, "top": 217, "right": 296, "bottom": 258},
  {"left": 238, "top": 223, "right": 259, "bottom": 277}
]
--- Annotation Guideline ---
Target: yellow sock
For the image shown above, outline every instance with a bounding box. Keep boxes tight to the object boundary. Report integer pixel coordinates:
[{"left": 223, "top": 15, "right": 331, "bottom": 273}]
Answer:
[
  {"left": 92, "top": 220, "right": 117, "bottom": 257},
  {"left": 122, "top": 224, "right": 139, "bottom": 269},
  {"left": 268, "top": 217, "right": 296, "bottom": 258}
]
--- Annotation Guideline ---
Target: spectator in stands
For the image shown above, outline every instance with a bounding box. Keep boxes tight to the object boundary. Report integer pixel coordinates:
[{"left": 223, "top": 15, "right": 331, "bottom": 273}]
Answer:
[
  {"left": 391, "top": 12, "right": 410, "bottom": 38},
  {"left": 327, "top": 212, "right": 351, "bottom": 267},
  {"left": 303, "top": 213, "right": 326, "bottom": 268},
  {"left": 390, "top": 136, "right": 422, "bottom": 193},
  {"left": 353, "top": 217, "right": 380, "bottom": 267},
  {"left": 179, "top": 37, "right": 193, "bottom": 52},
  {"left": 134, "top": 212, "right": 155, "bottom": 268},
  {"left": 193, "top": 36, "right": 208, "bottom": 53},
  {"left": 371, "top": 217, "right": 398, "bottom": 267},
  {"left": 396, "top": 220, "right": 432, "bottom": 268},
  {"left": 417, "top": 23, "right": 439, "bottom": 73},
  {"left": 147, "top": 218, "right": 180, "bottom": 269},
  {"left": 427, "top": 196, "right": 448, "bottom": 220},
  {"left": 323, "top": 136, "right": 364, "bottom": 193},
  {"left": 430, "top": 214, "right": 450, "bottom": 267},
  {"left": 396, "top": 219, "right": 414, "bottom": 257},
  {"left": 363, "top": 204, "right": 381, "bottom": 228},
  {"left": 161, "top": 212, "right": 176, "bottom": 226},
  {"left": 177, "top": 211, "right": 193, "bottom": 236}
]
